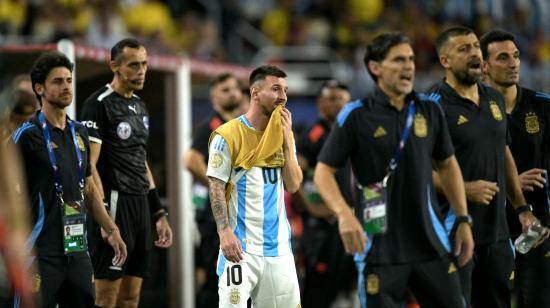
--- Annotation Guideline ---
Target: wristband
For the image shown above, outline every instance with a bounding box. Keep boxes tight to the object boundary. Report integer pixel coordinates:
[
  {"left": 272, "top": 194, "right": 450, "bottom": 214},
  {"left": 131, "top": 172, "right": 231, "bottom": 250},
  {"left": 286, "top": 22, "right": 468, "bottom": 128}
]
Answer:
[
  {"left": 107, "top": 227, "right": 118, "bottom": 236},
  {"left": 148, "top": 188, "right": 165, "bottom": 214},
  {"left": 515, "top": 204, "right": 533, "bottom": 215},
  {"left": 153, "top": 210, "right": 169, "bottom": 221},
  {"left": 454, "top": 215, "right": 473, "bottom": 228}
]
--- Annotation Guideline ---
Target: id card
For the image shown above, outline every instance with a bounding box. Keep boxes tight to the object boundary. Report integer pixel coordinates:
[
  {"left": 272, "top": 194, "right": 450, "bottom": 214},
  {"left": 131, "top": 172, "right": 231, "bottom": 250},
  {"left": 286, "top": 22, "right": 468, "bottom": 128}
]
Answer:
[
  {"left": 62, "top": 200, "right": 87, "bottom": 254},
  {"left": 361, "top": 178, "right": 388, "bottom": 235}
]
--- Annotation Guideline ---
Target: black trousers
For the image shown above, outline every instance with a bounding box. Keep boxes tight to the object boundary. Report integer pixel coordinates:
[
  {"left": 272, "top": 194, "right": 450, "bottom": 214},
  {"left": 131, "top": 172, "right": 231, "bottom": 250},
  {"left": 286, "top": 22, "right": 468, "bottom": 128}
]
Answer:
[
  {"left": 360, "top": 256, "right": 465, "bottom": 308},
  {"left": 515, "top": 238, "right": 550, "bottom": 308}
]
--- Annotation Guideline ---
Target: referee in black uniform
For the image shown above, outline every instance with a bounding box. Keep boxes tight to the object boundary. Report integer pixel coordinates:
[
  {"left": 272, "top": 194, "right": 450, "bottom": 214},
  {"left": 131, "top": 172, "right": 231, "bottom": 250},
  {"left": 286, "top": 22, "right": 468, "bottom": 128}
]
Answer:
[
  {"left": 79, "top": 38, "right": 173, "bottom": 308},
  {"left": 314, "top": 32, "right": 474, "bottom": 308},
  {"left": 295, "top": 80, "right": 356, "bottom": 308},
  {"left": 481, "top": 29, "right": 550, "bottom": 308},
  {"left": 12, "top": 51, "right": 126, "bottom": 308},
  {"left": 429, "top": 26, "right": 539, "bottom": 308},
  {"left": 182, "top": 72, "right": 243, "bottom": 308}
]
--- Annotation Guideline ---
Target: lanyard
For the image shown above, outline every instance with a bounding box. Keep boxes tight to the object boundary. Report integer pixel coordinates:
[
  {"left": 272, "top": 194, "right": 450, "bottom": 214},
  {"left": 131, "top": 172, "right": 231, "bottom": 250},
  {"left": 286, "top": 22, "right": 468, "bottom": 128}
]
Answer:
[
  {"left": 38, "top": 112, "right": 84, "bottom": 203},
  {"left": 387, "top": 100, "right": 415, "bottom": 174}
]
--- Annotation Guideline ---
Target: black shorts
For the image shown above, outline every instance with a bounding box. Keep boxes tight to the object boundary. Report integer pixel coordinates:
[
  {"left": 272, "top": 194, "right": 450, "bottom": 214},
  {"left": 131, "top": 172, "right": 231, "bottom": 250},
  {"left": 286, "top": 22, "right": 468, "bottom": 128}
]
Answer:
[
  {"left": 31, "top": 253, "right": 94, "bottom": 308},
  {"left": 358, "top": 255, "right": 464, "bottom": 308},
  {"left": 457, "top": 240, "right": 515, "bottom": 308},
  {"left": 89, "top": 189, "right": 152, "bottom": 280},
  {"left": 515, "top": 238, "right": 550, "bottom": 308}
]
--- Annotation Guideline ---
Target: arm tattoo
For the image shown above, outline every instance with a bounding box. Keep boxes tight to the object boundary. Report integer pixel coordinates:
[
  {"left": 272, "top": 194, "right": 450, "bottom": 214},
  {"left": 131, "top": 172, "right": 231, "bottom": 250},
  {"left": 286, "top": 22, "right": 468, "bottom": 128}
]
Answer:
[{"left": 208, "top": 177, "right": 229, "bottom": 231}]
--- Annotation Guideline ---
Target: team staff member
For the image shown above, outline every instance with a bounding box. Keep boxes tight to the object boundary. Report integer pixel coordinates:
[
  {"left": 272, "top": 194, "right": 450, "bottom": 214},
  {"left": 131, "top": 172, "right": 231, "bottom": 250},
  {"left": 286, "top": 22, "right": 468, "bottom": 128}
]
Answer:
[
  {"left": 481, "top": 29, "right": 550, "bottom": 308},
  {"left": 183, "top": 72, "right": 243, "bottom": 308},
  {"left": 295, "top": 80, "right": 356, "bottom": 308},
  {"left": 79, "top": 38, "right": 173, "bottom": 308},
  {"left": 13, "top": 51, "right": 126, "bottom": 307},
  {"left": 429, "top": 26, "right": 538, "bottom": 308},
  {"left": 207, "top": 65, "right": 302, "bottom": 307},
  {"left": 314, "top": 32, "right": 473, "bottom": 308}
]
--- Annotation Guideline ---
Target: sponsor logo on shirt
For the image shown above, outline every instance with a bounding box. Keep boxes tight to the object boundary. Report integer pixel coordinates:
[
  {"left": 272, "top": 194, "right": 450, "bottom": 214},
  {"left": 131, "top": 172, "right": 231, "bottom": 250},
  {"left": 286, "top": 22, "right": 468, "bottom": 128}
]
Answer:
[
  {"left": 373, "top": 126, "right": 387, "bottom": 138},
  {"left": 117, "top": 122, "right": 132, "bottom": 140},
  {"left": 457, "top": 115, "right": 469, "bottom": 125},
  {"left": 143, "top": 116, "right": 149, "bottom": 130},
  {"left": 81, "top": 120, "right": 99, "bottom": 129}
]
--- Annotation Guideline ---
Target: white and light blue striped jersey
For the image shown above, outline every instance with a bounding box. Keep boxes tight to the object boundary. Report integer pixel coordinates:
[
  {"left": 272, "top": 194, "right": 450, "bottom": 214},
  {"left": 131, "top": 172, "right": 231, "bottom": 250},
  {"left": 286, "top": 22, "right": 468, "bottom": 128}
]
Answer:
[{"left": 206, "top": 124, "right": 292, "bottom": 257}]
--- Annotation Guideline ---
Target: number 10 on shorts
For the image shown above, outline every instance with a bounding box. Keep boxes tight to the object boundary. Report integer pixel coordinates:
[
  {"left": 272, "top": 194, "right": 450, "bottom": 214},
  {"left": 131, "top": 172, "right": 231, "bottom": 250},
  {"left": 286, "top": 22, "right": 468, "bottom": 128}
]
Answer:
[{"left": 226, "top": 264, "right": 243, "bottom": 286}]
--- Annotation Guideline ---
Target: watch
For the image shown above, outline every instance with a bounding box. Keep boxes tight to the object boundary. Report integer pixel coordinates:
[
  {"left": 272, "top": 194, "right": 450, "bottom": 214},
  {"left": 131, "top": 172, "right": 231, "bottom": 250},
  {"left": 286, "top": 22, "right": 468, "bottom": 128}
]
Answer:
[
  {"left": 515, "top": 204, "right": 533, "bottom": 215},
  {"left": 455, "top": 215, "right": 473, "bottom": 227}
]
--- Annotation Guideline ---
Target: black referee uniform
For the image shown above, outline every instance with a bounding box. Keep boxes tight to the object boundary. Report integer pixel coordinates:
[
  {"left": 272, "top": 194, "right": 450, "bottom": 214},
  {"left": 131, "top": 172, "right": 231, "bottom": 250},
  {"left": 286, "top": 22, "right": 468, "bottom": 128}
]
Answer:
[
  {"left": 318, "top": 88, "right": 464, "bottom": 307},
  {"left": 297, "top": 118, "right": 356, "bottom": 308},
  {"left": 506, "top": 86, "right": 550, "bottom": 308},
  {"left": 80, "top": 84, "right": 152, "bottom": 280},
  {"left": 12, "top": 113, "right": 94, "bottom": 307},
  {"left": 428, "top": 80, "right": 514, "bottom": 307},
  {"left": 191, "top": 112, "right": 225, "bottom": 308}
]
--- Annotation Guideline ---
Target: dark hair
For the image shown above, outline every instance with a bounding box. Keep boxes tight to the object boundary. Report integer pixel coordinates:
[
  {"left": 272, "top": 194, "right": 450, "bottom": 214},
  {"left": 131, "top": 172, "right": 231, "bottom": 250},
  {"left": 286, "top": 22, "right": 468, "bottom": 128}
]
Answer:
[
  {"left": 10, "top": 89, "right": 37, "bottom": 116},
  {"left": 364, "top": 32, "right": 410, "bottom": 82},
  {"left": 479, "top": 30, "right": 516, "bottom": 60},
  {"left": 435, "top": 26, "right": 475, "bottom": 56},
  {"left": 30, "top": 51, "right": 74, "bottom": 103},
  {"left": 249, "top": 65, "right": 287, "bottom": 86},
  {"left": 111, "top": 38, "right": 143, "bottom": 62},
  {"left": 318, "top": 79, "right": 349, "bottom": 96},
  {"left": 209, "top": 72, "right": 236, "bottom": 88}
]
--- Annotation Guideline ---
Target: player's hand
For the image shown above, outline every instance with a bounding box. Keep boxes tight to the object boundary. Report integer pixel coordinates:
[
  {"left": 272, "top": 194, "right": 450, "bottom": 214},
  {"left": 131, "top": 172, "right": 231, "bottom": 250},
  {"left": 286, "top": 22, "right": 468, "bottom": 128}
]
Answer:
[
  {"left": 518, "top": 168, "right": 546, "bottom": 192},
  {"left": 464, "top": 180, "right": 499, "bottom": 205},
  {"left": 155, "top": 217, "right": 173, "bottom": 248},
  {"left": 219, "top": 227, "right": 243, "bottom": 263},
  {"left": 106, "top": 228, "right": 127, "bottom": 267},
  {"left": 280, "top": 107, "right": 293, "bottom": 147},
  {"left": 519, "top": 211, "right": 539, "bottom": 234},
  {"left": 337, "top": 207, "right": 367, "bottom": 255},
  {"left": 454, "top": 223, "right": 474, "bottom": 267}
]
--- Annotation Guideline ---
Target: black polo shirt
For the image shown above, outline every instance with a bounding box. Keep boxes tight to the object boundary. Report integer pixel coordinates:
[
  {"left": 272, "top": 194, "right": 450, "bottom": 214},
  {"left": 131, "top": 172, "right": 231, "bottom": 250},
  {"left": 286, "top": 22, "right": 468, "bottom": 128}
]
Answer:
[
  {"left": 428, "top": 80, "right": 510, "bottom": 244},
  {"left": 318, "top": 88, "right": 455, "bottom": 265},
  {"left": 13, "top": 113, "right": 91, "bottom": 256},
  {"left": 191, "top": 112, "right": 226, "bottom": 163},
  {"left": 80, "top": 84, "right": 149, "bottom": 195},
  {"left": 506, "top": 86, "right": 550, "bottom": 236}
]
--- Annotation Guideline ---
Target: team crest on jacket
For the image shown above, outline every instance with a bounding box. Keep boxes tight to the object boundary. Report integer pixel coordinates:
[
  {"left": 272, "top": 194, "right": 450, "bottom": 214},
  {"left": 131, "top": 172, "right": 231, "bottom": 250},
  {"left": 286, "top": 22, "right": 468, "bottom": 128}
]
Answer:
[
  {"left": 414, "top": 113, "right": 427, "bottom": 137},
  {"left": 366, "top": 274, "right": 379, "bottom": 295},
  {"left": 525, "top": 112, "right": 540, "bottom": 134},
  {"left": 76, "top": 133, "right": 86, "bottom": 151},
  {"left": 117, "top": 122, "right": 132, "bottom": 140},
  {"left": 489, "top": 101, "right": 503, "bottom": 121}
]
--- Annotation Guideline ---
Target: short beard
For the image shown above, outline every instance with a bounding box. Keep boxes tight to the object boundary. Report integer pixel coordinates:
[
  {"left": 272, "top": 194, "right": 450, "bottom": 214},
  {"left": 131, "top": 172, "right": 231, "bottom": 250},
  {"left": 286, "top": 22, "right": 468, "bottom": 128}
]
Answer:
[
  {"left": 221, "top": 101, "right": 240, "bottom": 112},
  {"left": 454, "top": 69, "right": 479, "bottom": 86}
]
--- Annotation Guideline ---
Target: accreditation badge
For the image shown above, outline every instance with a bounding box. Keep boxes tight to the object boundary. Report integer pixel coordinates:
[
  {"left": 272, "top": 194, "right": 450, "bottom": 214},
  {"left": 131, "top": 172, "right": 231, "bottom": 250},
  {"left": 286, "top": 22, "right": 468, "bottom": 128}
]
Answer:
[
  {"left": 62, "top": 200, "right": 87, "bottom": 254},
  {"left": 361, "top": 175, "right": 389, "bottom": 235}
]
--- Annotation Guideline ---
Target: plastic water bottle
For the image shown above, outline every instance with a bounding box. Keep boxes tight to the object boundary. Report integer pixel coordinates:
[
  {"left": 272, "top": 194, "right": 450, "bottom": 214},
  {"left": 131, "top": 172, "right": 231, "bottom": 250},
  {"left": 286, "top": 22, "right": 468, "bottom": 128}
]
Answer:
[{"left": 514, "top": 224, "right": 546, "bottom": 254}]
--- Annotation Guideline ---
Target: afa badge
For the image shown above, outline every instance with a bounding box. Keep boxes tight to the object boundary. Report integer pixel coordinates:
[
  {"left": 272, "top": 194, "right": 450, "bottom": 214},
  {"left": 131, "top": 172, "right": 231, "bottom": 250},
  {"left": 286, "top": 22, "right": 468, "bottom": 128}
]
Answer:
[
  {"left": 230, "top": 288, "right": 240, "bottom": 304},
  {"left": 210, "top": 153, "right": 224, "bottom": 168},
  {"left": 366, "top": 274, "right": 379, "bottom": 295},
  {"left": 525, "top": 112, "right": 540, "bottom": 134},
  {"left": 32, "top": 273, "right": 41, "bottom": 293},
  {"left": 414, "top": 113, "right": 427, "bottom": 137},
  {"left": 76, "top": 133, "right": 86, "bottom": 151},
  {"left": 489, "top": 101, "right": 503, "bottom": 121}
]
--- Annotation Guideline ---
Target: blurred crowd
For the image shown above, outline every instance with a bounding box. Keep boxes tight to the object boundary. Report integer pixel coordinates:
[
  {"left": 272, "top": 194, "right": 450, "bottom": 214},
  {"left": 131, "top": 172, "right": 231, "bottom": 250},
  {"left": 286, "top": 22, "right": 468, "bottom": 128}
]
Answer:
[{"left": 1, "top": 0, "right": 549, "bottom": 67}]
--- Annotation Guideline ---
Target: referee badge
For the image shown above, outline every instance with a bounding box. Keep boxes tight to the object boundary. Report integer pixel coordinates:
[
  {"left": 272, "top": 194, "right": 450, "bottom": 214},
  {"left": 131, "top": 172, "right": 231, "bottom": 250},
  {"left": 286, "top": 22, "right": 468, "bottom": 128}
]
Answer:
[
  {"left": 413, "top": 113, "right": 427, "bottom": 137},
  {"left": 489, "top": 101, "right": 503, "bottom": 121},
  {"left": 366, "top": 274, "right": 379, "bottom": 295},
  {"left": 230, "top": 287, "right": 240, "bottom": 304},
  {"left": 525, "top": 112, "right": 540, "bottom": 134},
  {"left": 117, "top": 122, "right": 132, "bottom": 140}
]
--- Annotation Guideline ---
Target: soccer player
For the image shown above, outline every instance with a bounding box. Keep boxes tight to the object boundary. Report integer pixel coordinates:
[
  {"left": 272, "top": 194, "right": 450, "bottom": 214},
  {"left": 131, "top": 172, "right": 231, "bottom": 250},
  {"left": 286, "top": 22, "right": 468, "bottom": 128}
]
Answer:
[
  {"left": 183, "top": 72, "right": 243, "bottom": 308},
  {"left": 207, "top": 65, "right": 302, "bottom": 307},
  {"left": 429, "top": 26, "right": 539, "bottom": 307},
  {"left": 13, "top": 51, "right": 126, "bottom": 307},
  {"left": 481, "top": 29, "right": 550, "bottom": 308},
  {"left": 314, "top": 32, "right": 473, "bottom": 308},
  {"left": 295, "top": 80, "right": 356, "bottom": 308},
  {"left": 80, "top": 38, "right": 173, "bottom": 308}
]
